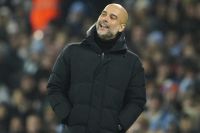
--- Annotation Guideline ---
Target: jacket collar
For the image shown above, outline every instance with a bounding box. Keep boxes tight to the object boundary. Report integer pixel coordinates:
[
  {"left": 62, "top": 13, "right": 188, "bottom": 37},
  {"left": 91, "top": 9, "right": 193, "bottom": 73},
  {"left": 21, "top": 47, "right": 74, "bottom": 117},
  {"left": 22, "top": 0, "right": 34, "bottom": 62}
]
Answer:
[{"left": 82, "top": 24, "right": 128, "bottom": 54}]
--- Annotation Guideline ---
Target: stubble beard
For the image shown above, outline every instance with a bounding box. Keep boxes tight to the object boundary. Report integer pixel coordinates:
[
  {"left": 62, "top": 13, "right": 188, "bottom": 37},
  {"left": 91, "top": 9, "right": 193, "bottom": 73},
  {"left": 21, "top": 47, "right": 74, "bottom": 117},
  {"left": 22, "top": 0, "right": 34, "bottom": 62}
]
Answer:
[
  {"left": 97, "top": 30, "right": 114, "bottom": 40},
  {"left": 96, "top": 22, "right": 118, "bottom": 40}
]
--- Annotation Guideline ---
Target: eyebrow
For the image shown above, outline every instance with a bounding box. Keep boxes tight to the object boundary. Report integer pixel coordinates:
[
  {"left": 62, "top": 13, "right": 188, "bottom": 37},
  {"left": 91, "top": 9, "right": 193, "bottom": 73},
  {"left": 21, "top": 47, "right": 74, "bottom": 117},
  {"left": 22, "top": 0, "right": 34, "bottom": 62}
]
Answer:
[
  {"left": 102, "top": 11, "right": 118, "bottom": 19},
  {"left": 102, "top": 11, "right": 107, "bottom": 14}
]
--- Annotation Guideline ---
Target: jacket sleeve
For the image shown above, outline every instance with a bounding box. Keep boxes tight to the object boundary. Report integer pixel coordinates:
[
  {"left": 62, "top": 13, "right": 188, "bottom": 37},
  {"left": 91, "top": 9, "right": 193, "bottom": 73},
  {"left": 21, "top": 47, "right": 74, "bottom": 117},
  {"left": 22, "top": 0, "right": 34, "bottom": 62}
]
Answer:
[
  {"left": 119, "top": 58, "right": 146, "bottom": 131},
  {"left": 47, "top": 46, "right": 72, "bottom": 123}
]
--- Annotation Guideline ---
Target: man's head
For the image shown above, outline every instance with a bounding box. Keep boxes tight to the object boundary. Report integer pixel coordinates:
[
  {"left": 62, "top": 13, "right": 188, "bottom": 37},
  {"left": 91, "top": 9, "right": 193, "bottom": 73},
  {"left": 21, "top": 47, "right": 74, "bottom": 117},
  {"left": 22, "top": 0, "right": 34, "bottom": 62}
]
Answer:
[{"left": 96, "top": 3, "right": 128, "bottom": 40}]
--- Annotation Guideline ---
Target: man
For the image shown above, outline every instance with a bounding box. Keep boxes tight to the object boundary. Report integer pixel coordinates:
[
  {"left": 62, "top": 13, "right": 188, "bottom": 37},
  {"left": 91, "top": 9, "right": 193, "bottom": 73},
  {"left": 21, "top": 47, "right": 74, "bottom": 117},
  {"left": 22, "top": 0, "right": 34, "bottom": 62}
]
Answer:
[{"left": 47, "top": 3, "right": 146, "bottom": 133}]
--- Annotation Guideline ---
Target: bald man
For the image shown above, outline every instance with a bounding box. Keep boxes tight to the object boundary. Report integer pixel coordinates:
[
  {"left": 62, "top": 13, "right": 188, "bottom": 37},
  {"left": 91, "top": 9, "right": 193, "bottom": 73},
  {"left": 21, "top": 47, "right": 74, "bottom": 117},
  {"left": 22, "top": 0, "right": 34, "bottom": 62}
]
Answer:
[
  {"left": 48, "top": 3, "right": 146, "bottom": 133},
  {"left": 96, "top": 3, "right": 128, "bottom": 40}
]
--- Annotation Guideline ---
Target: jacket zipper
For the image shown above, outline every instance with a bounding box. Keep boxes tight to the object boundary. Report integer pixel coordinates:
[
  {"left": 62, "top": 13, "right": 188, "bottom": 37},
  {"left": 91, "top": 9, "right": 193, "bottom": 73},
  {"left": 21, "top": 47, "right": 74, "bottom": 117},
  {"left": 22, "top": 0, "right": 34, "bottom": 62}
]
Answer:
[
  {"left": 101, "top": 52, "right": 104, "bottom": 61},
  {"left": 86, "top": 52, "right": 104, "bottom": 133},
  {"left": 99, "top": 52, "right": 107, "bottom": 132}
]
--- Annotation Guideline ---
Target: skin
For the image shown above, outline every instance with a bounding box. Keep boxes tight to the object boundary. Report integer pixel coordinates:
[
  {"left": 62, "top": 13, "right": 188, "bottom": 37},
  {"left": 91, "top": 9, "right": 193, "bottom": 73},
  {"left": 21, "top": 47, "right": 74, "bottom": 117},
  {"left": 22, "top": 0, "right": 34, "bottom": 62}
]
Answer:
[{"left": 96, "top": 3, "right": 128, "bottom": 40}]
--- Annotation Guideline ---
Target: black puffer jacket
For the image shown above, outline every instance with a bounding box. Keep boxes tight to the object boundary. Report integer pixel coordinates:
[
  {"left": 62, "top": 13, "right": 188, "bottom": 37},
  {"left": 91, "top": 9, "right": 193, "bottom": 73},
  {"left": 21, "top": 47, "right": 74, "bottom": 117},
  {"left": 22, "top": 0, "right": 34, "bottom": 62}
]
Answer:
[{"left": 47, "top": 26, "right": 146, "bottom": 133}]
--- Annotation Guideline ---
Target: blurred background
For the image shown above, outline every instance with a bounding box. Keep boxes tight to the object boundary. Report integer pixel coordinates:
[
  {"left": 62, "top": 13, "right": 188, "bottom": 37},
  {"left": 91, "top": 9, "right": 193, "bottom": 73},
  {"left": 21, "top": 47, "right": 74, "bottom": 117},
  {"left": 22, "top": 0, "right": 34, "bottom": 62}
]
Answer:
[{"left": 0, "top": 0, "right": 199, "bottom": 133}]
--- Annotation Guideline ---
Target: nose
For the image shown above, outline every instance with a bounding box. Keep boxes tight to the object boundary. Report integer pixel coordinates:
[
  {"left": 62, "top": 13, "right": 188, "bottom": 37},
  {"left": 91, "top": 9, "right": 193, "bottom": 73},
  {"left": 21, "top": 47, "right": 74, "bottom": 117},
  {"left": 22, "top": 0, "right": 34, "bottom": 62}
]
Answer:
[{"left": 102, "top": 15, "right": 109, "bottom": 22}]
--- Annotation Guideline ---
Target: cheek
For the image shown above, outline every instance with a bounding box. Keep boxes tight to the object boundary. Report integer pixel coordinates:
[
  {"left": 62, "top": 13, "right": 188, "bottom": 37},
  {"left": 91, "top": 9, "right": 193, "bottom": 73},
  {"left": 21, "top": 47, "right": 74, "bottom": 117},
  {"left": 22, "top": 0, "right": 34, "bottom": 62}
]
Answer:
[
  {"left": 96, "top": 18, "right": 101, "bottom": 26},
  {"left": 97, "top": 16, "right": 101, "bottom": 22},
  {"left": 111, "top": 22, "right": 121, "bottom": 30},
  {"left": 110, "top": 25, "right": 120, "bottom": 33}
]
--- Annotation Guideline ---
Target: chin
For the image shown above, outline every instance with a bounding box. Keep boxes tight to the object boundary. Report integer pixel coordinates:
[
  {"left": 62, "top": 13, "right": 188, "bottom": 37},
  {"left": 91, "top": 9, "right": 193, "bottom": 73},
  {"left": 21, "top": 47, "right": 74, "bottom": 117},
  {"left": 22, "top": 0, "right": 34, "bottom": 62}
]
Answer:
[
  {"left": 97, "top": 31, "right": 106, "bottom": 37},
  {"left": 97, "top": 30, "right": 114, "bottom": 40}
]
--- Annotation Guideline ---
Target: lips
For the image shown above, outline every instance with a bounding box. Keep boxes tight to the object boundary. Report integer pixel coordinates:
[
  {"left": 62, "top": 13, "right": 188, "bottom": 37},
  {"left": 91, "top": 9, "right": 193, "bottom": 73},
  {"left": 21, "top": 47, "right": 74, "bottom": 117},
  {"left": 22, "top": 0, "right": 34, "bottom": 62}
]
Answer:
[{"left": 99, "top": 22, "right": 109, "bottom": 29}]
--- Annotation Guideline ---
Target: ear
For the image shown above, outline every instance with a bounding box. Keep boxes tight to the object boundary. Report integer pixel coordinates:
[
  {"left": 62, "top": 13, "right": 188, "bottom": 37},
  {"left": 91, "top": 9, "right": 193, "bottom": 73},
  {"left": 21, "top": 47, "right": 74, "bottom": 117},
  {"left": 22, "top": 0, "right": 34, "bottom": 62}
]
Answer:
[{"left": 119, "top": 24, "right": 126, "bottom": 32}]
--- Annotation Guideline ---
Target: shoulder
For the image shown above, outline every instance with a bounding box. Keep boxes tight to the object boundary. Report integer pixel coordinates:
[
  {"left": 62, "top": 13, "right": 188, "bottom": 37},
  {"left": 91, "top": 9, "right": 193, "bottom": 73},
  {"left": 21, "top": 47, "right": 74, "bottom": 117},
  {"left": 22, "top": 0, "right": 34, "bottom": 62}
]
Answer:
[
  {"left": 126, "top": 49, "right": 141, "bottom": 62},
  {"left": 63, "top": 42, "right": 82, "bottom": 50},
  {"left": 126, "top": 49, "right": 144, "bottom": 72},
  {"left": 61, "top": 42, "right": 89, "bottom": 58},
  {"left": 61, "top": 42, "right": 83, "bottom": 53}
]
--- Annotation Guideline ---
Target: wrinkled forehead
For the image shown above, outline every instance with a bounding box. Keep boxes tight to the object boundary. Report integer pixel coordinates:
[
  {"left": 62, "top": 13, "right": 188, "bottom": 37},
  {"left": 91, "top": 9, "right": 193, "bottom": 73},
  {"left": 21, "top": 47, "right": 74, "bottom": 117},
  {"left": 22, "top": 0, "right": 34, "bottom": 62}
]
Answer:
[{"left": 102, "top": 4, "right": 128, "bottom": 24}]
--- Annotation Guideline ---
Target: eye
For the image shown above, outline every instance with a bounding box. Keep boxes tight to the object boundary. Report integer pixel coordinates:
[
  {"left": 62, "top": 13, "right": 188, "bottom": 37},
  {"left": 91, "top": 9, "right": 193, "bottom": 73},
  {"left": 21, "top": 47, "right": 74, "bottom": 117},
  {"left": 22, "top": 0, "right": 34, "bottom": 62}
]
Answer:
[
  {"left": 110, "top": 14, "right": 117, "bottom": 20},
  {"left": 101, "top": 11, "right": 107, "bottom": 17}
]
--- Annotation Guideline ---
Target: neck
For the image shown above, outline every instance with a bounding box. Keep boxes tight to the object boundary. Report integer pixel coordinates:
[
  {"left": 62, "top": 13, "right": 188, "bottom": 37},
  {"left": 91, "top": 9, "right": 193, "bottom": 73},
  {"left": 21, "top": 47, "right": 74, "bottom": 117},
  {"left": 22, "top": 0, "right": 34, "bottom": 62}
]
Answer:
[
  {"left": 97, "top": 34, "right": 117, "bottom": 41},
  {"left": 94, "top": 30, "right": 120, "bottom": 52}
]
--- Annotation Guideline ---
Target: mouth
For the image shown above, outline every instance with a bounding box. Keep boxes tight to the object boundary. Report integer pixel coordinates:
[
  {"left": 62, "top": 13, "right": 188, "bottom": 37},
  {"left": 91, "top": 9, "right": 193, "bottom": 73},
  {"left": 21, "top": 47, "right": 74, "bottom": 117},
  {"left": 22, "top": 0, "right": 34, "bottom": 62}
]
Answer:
[{"left": 99, "top": 23, "right": 109, "bottom": 30}]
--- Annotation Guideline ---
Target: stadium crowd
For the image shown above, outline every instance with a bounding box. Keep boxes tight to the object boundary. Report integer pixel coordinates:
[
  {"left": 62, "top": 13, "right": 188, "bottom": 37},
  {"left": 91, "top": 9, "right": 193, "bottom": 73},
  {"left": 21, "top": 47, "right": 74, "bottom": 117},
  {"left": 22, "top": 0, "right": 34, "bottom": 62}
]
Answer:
[{"left": 0, "top": 0, "right": 199, "bottom": 133}]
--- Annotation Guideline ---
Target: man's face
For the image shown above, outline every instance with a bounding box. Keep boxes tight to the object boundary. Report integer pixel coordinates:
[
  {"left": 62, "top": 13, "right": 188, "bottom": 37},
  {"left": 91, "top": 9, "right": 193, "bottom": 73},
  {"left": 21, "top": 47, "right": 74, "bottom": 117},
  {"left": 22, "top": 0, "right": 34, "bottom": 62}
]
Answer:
[{"left": 96, "top": 4, "right": 127, "bottom": 40}]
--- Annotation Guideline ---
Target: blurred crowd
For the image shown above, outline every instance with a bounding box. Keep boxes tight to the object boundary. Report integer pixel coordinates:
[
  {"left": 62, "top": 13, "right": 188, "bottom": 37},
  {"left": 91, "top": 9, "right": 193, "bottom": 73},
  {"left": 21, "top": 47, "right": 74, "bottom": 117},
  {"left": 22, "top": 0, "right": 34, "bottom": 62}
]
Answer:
[{"left": 0, "top": 0, "right": 199, "bottom": 133}]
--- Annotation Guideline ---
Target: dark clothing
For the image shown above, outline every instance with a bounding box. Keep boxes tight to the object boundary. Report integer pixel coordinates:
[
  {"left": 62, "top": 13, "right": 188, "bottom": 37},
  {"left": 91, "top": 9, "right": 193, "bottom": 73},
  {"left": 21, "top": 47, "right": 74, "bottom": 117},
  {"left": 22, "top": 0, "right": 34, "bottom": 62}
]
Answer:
[
  {"left": 47, "top": 26, "right": 146, "bottom": 133},
  {"left": 94, "top": 30, "right": 119, "bottom": 52}
]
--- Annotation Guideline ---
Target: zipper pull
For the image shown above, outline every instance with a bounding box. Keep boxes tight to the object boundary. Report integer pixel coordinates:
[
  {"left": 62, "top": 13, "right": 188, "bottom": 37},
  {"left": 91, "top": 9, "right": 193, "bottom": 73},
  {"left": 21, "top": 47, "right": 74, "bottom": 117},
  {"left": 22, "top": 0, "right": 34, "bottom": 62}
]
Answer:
[{"left": 101, "top": 52, "right": 104, "bottom": 60}]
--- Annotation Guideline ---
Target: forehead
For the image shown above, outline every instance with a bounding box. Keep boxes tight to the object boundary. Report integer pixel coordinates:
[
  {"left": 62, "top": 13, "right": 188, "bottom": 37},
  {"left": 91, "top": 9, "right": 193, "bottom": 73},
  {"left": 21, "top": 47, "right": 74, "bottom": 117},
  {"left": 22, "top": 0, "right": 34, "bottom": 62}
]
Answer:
[
  {"left": 101, "top": 4, "right": 128, "bottom": 24},
  {"left": 103, "top": 5, "right": 122, "bottom": 16}
]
